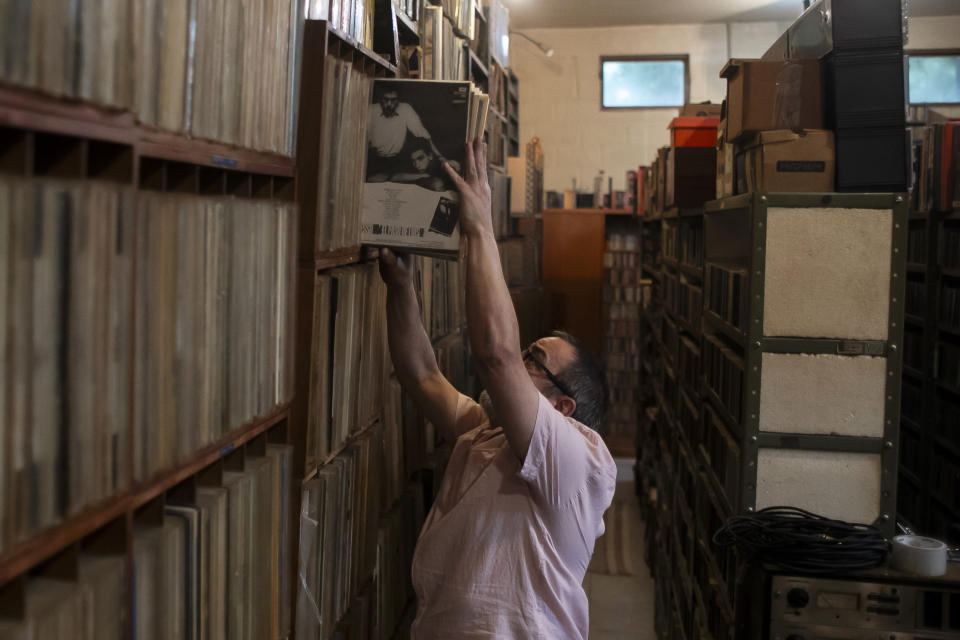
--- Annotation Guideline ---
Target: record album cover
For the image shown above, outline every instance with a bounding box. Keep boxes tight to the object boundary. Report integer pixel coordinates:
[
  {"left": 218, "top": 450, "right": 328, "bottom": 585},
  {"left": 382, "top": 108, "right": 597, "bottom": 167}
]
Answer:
[{"left": 361, "top": 79, "right": 476, "bottom": 259}]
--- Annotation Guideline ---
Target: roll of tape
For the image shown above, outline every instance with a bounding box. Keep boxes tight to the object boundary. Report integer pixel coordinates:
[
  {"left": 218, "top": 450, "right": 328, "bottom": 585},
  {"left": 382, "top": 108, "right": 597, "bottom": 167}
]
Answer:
[{"left": 890, "top": 535, "right": 948, "bottom": 576}]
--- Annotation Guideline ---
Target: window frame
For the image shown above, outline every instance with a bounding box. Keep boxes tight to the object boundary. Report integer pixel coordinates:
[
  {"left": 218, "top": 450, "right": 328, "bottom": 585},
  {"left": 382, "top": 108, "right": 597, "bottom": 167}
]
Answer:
[
  {"left": 906, "top": 48, "right": 960, "bottom": 107},
  {"left": 599, "top": 54, "right": 691, "bottom": 111}
]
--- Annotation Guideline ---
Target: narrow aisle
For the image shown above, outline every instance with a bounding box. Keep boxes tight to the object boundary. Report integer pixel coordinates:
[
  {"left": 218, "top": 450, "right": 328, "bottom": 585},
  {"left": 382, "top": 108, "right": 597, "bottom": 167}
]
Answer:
[{"left": 586, "top": 476, "right": 657, "bottom": 639}]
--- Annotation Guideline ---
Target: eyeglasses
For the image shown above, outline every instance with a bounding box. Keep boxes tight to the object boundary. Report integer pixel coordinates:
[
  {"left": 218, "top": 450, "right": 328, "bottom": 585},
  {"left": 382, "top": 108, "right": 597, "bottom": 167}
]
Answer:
[{"left": 522, "top": 347, "right": 576, "bottom": 400}]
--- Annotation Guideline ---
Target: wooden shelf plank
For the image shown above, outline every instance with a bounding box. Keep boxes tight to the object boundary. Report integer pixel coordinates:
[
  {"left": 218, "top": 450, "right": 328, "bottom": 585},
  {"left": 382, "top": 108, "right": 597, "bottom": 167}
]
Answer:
[
  {"left": 469, "top": 49, "right": 489, "bottom": 78},
  {"left": 0, "top": 83, "right": 134, "bottom": 144},
  {"left": 314, "top": 245, "right": 380, "bottom": 271},
  {"left": 0, "top": 83, "right": 296, "bottom": 177},
  {"left": 302, "top": 417, "right": 382, "bottom": 484},
  {"left": 326, "top": 22, "right": 398, "bottom": 75},
  {"left": 131, "top": 403, "right": 291, "bottom": 509},
  {"left": 395, "top": 9, "right": 419, "bottom": 40},
  {"left": 137, "top": 127, "right": 295, "bottom": 177},
  {"left": 0, "top": 404, "right": 289, "bottom": 585}
]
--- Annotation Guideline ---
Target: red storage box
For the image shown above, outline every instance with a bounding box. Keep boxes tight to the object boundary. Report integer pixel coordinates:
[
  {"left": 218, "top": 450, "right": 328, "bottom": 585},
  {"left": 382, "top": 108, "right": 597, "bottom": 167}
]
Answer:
[{"left": 669, "top": 116, "right": 720, "bottom": 147}]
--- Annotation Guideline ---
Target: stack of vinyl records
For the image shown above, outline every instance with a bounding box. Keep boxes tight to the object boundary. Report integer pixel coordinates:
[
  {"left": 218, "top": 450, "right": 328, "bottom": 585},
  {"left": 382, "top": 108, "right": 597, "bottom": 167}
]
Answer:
[
  {"left": 374, "top": 483, "right": 426, "bottom": 640},
  {"left": 296, "top": 426, "right": 382, "bottom": 640},
  {"left": 603, "top": 233, "right": 643, "bottom": 438},
  {"left": 0, "top": 179, "right": 134, "bottom": 553},
  {"left": 305, "top": 0, "right": 375, "bottom": 47},
  {"left": 0, "top": 0, "right": 303, "bottom": 156},
  {"left": 133, "top": 194, "right": 297, "bottom": 482},
  {"left": 487, "top": 0, "right": 509, "bottom": 68},
  {"left": 314, "top": 55, "right": 373, "bottom": 252},
  {"left": 412, "top": 255, "right": 467, "bottom": 341},
  {"left": 420, "top": 6, "right": 469, "bottom": 81},
  {"left": 0, "top": 554, "right": 127, "bottom": 638},
  {"left": 305, "top": 263, "right": 388, "bottom": 469},
  {"left": 0, "top": 0, "right": 137, "bottom": 109},
  {"left": 440, "top": 0, "right": 476, "bottom": 40},
  {"left": 133, "top": 445, "right": 293, "bottom": 640},
  {"left": 915, "top": 122, "right": 960, "bottom": 214},
  {"left": 489, "top": 169, "right": 511, "bottom": 235},
  {"left": 380, "top": 378, "right": 408, "bottom": 514},
  {"left": 396, "top": 0, "right": 420, "bottom": 22}
]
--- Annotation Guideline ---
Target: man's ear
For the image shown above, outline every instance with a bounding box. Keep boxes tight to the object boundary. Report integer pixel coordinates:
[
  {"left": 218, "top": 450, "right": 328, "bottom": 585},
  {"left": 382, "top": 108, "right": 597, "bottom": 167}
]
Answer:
[{"left": 555, "top": 395, "right": 576, "bottom": 419}]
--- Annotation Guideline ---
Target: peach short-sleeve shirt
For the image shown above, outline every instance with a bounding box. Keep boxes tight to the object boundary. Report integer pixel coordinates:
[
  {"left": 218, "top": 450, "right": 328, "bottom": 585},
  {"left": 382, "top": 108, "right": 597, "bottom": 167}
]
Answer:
[{"left": 410, "top": 393, "right": 617, "bottom": 639}]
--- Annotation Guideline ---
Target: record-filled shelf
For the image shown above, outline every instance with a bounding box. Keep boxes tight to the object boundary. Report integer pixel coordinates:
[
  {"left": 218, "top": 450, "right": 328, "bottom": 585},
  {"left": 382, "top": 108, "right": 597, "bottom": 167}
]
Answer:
[
  {"left": 0, "top": 79, "right": 299, "bottom": 639},
  {"left": 0, "top": 1, "right": 521, "bottom": 639}
]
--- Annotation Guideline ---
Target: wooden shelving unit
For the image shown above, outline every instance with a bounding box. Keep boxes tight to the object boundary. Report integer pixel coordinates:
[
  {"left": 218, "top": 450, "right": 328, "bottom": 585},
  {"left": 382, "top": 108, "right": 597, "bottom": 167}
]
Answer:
[
  {"left": 897, "top": 201, "right": 960, "bottom": 545},
  {"left": 0, "top": 73, "right": 299, "bottom": 640},
  {"left": 0, "top": 405, "right": 289, "bottom": 585},
  {"left": 1, "top": 4, "right": 519, "bottom": 637}
]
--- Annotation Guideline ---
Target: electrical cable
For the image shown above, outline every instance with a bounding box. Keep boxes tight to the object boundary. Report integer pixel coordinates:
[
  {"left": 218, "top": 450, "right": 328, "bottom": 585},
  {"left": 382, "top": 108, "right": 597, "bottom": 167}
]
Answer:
[{"left": 712, "top": 506, "right": 890, "bottom": 575}]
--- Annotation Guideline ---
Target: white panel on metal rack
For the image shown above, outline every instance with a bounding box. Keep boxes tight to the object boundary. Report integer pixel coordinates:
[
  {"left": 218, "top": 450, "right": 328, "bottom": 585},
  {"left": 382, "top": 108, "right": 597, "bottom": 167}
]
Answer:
[
  {"left": 756, "top": 448, "right": 882, "bottom": 525},
  {"left": 759, "top": 353, "right": 887, "bottom": 437},
  {"left": 763, "top": 206, "right": 892, "bottom": 340}
]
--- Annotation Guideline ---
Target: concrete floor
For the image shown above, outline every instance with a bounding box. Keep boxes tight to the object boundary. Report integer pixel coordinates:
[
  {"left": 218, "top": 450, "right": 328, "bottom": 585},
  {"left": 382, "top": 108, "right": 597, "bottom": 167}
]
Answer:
[{"left": 585, "top": 467, "right": 657, "bottom": 639}]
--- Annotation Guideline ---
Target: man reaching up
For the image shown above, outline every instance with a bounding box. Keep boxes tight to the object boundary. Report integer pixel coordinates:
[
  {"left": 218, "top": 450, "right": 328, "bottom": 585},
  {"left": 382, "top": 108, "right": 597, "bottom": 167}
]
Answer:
[{"left": 379, "top": 138, "right": 617, "bottom": 639}]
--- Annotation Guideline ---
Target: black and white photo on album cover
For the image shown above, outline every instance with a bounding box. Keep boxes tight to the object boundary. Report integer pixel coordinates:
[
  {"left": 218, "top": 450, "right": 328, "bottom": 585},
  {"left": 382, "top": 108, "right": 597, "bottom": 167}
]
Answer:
[{"left": 361, "top": 79, "right": 471, "bottom": 256}]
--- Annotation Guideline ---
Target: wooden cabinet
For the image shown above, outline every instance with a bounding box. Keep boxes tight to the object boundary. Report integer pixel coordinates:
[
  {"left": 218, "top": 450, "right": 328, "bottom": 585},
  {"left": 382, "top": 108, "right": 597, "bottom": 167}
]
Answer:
[{"left": 542, "top": 208, "right": 632, "bottom": 356}]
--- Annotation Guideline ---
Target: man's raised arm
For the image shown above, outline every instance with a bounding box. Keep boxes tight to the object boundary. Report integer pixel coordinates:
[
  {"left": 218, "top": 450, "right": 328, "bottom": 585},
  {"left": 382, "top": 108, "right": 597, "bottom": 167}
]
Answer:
[
  {"left": 379, "top": 249, "right": 462, "bottom": 443},
  {"left": 444, "top": 139, "right": 540, "bottom": 461}
]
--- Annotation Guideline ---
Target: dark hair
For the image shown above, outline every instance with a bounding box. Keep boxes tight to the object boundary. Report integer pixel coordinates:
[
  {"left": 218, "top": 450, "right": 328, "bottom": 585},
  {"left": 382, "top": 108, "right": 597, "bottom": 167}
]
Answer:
[
  {"left": 375, "top": 84, "right": 400, "bottom": 102},
  {"left": 550, "top": 330, "right": 608, "bottom": 434}
]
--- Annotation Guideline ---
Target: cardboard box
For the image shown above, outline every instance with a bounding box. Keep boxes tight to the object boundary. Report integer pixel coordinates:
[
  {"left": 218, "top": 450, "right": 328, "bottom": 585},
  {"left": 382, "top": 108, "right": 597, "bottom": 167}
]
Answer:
[
  {"left": 669, "top": 116, "right": 720, "bottom": 147},
  {"left": 720, "top": 59, "right": 824, "bottom": 142},
  {"left": 735, "top": 129, "right": 835, "bottom": 194},
  {"left": 680, "top": 102, "right": 723, "bottom": 117}
]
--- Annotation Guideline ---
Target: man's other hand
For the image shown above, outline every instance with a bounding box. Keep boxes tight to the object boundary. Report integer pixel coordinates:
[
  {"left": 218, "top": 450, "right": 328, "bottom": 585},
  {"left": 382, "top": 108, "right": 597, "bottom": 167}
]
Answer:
[
  {"left": 444, "top": 138, "right": 492, "bottom": 236},
  {"left": 379, "top": 247, "right": 413, "bottom": 287}
]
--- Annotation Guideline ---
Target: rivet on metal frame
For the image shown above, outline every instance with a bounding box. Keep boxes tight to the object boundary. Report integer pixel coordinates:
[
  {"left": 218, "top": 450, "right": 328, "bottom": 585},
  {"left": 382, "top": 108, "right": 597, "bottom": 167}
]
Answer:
[{"left": 885, "top": 441, "right": 893, "bottom": 449}]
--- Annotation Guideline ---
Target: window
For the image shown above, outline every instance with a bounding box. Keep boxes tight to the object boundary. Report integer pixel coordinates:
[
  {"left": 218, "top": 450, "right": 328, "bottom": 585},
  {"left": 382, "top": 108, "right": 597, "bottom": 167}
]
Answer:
[
  {"left": 600, "top": 56, "right": 689, "bottom": 109},
  {"left": 908, "top": 52, "right": 960, "bottom": 105}
]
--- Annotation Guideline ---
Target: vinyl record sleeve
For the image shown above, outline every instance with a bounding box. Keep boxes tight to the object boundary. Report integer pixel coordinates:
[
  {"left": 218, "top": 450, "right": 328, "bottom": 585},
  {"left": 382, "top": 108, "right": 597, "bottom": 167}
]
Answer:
[{"left": 361, "top": 80, "right": 471, "bottom": 258}]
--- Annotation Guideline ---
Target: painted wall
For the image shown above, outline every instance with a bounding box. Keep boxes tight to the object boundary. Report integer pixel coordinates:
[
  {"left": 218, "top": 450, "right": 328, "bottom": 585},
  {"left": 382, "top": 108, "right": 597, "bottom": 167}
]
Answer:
[{"left": 511, "top": 16, "right": 960, "bottom": 192}]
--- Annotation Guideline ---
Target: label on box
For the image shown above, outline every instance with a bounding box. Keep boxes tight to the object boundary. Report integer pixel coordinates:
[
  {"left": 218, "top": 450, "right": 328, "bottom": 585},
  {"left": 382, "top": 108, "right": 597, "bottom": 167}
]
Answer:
[{"left": 776, "top": 160, "right": 827, "bottom": 173}]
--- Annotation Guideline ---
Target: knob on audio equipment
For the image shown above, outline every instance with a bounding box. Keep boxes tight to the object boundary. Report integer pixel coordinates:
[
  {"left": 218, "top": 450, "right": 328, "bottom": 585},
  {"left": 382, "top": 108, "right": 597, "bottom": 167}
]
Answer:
[{"left": 787, "top": 587, "right": 810, "bottom": 608}]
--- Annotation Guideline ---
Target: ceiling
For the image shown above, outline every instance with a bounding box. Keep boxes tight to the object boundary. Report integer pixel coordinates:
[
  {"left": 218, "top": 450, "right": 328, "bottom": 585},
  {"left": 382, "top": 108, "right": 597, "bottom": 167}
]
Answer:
[{"left": 502, "top": 0, "right": 960, "bottom": 30}]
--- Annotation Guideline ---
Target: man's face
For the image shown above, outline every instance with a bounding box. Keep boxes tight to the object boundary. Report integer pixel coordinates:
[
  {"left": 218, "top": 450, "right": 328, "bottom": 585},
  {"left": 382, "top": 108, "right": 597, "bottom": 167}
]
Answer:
[
  {"left": 523, "top": 337, "right": 576, "bottom": 397},
  {"left": 478, "top": 336, "right": 576, "bottom": 423},
  {"left": 381, "top": 92, "right": 399, "bottom": 116},
  {"left": 411, "top": 149, "right": 432, "bottom": 172}
]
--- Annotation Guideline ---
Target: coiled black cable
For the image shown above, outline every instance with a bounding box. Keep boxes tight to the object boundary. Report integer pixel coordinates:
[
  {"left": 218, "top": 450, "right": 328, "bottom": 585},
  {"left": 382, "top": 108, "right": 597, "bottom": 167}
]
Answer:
[{"left": 712, "top": 506, "right": 890, "bottom": 575}]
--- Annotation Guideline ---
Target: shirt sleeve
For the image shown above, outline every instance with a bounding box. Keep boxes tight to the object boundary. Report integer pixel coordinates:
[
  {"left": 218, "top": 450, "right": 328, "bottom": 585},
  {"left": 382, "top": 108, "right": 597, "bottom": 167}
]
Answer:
[
  {"left": 518, "top": 393, "right": 617, "bottom": 510},
  {"left": 451, "top": 393, "right": 489, "bottom": 438},
  {"left": 399, "top": 103, "right": 431, "bottom": 139}
]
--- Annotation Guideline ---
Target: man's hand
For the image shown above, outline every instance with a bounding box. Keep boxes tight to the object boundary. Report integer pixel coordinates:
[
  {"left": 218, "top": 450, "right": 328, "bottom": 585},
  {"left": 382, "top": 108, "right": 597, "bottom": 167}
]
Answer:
[
  {"left": 444, "top": 138, "right": 492, "bottom": 236},
  {"left": 379, "top": 247, "right": 413, "bottom": 288}
]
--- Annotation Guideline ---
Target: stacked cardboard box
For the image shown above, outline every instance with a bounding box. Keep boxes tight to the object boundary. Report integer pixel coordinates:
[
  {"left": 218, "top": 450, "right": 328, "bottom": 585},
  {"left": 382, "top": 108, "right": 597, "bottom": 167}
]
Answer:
[{"left": 718, "top": 59, "right": 835, "bottom": 194}]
